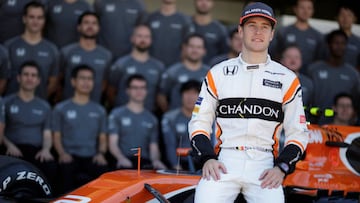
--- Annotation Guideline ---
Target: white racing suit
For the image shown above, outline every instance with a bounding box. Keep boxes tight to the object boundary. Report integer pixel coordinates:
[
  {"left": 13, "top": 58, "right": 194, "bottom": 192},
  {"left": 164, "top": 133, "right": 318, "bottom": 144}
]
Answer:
[{"left": 188, "top": 54, "right": 309, "bottom": 203}]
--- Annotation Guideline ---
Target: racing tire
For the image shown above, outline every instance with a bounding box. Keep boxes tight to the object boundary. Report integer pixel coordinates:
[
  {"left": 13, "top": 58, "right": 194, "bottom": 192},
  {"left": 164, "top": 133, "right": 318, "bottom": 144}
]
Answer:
[
  {"left": 346, "top": 137, "right": 360, "bottom": 174},
  {"left": 0, "top": 155, "right": 52, "bottom": 202}
]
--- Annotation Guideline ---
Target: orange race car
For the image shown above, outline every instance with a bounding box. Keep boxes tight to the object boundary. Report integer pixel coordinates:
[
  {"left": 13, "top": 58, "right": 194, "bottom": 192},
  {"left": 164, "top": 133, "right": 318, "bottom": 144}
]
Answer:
[{"left": 0, "top": 123, "right": 359, "bottom": 203}]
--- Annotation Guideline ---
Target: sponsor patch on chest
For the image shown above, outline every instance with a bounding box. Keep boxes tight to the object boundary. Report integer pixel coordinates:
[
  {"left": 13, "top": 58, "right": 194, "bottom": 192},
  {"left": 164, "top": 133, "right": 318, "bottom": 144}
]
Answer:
[
  {"left": 263, "top": 79, "right": 282, "bottom": 89},
  {"left": 223, "top": 65, "right": 239, "bottom": 75}
]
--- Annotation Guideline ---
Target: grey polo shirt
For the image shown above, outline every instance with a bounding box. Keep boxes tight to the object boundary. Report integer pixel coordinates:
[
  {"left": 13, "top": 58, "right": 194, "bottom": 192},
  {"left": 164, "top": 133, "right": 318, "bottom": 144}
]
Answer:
[
  {"left": 108, "top": 55, "right": 164, "bottom": 111},
  {"left": 60, "top": 43, "right": 112, "bottom": 103},
  {"left": 146, "top": 11, "right": 193, "bottom": 67},
  {"left": 52, "top": 99, "right": 107, "bottom": 157},
  {"left": 4, "top": 36, "right": 59, "bottom": 98},
  {"left": 94, "top": 0, "right": 146, "bottom": 59},
  {"left": 3, "top": 94, "right": 51, "bottom": 147},
  {"left": 108, "top": 106, "right": 158, "bottom": 160},
  {"left": 45, "top": 0, "right": 92, "bottom": 48},
  {"left": 159, "top": 62, "right": 209, "bottom": 109}
]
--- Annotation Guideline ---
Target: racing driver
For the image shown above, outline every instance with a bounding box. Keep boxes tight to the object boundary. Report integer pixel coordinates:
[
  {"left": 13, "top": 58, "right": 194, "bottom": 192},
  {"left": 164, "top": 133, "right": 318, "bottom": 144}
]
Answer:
[{"left": 188, "top": 2, "right": 309, "bottom": 202}]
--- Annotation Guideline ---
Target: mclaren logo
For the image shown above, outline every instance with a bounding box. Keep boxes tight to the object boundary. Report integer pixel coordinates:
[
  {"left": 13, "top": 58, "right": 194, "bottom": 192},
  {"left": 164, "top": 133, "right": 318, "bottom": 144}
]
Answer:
[
  {"left": 217, "top": 98, "right": 284, "bottom": 122},
  {"left": 265, "top": 70, "right": 285, "bottom": 75},
  {"left": 223, "top": 65, "right": 238, "bottom": 75}
]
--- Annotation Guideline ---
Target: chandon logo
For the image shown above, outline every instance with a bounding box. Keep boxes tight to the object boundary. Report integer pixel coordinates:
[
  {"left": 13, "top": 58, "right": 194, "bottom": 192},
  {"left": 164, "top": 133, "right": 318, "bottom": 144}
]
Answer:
[{"left": 217, "top": 98, "right": 284, "bottom": 122}]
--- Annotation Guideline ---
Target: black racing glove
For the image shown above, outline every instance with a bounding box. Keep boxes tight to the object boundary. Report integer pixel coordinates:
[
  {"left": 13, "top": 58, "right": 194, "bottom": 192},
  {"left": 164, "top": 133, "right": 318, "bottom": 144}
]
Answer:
[
  {"left": 190, "top": 134, "right": 217, "bottom": 168},
  {"left": 275, "top": 144, "right": 303, "bottom": 175}
]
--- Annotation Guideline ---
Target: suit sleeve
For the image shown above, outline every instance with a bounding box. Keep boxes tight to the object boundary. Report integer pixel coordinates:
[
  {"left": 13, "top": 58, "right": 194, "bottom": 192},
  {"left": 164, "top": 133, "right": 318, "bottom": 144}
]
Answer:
[
  {"left": 188, "top": 70, "right": 219, "bottom": 167},
  {"left": 276, "top": 77, "right": 309, "bottom": 174},
  {"left": 188, "top": 70, "right": 218, "bottom": 140}
]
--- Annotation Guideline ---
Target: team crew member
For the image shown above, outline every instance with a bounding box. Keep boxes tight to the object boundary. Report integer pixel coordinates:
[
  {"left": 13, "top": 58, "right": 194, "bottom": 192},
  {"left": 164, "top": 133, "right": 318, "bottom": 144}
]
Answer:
[
  {"left": 2, "top": 61, "right": 56, "bottom": 187},
  {"left": 0, "top": 44, "right": 10, "bottom": 95},
  {"left": 146, "top": 0, "right": 193, "bottom": 67},
  {"left": 158, "top": 33, "right": 209, "bottom": 112},
  {"left": 0, "top": 0, "right": 36, "bottom": 43},
  {"left": 307, "top": 30, "right": 360, "bottom": 124},
  {"left": 4, "top": 1, "right": 60, "bottom": 100},
  {"left": 108, "top": 74, "right": 167, "bottom": 170},
  {"left": 331, "top": 92, "right": 356, "bottom": 126},
  {"left": 94, "top": 0, "right": 146, "bottom": 59},
  {"left": 60, "top": 11, "right": 112, "bottom": 103},
  {"left": 161, "top": 80, "right": 200, "bottom": 170},
  {"left": 45, "top": 0, "right": 92, "bottom": 48},
  {"left": 53, "top": 65, "right": 108, "bottom": 193},
  {"left": 188, "top": 3, "right": 309, "bottom": 202},
  {"left": 270, "top": 0, "right": 325, "bottom": 72},
  {"left": 280, "top": 44, "right": 313, "bottom": 108},
  {"left": 107, "top": 24, "right": 164, "bottom": 112},
  {"left": 191, "top": 0, "right": 229, "bottom": 64},
  {"left": 336, "top": 5, "right": 360, "bottom": 69},
  {"left": 209, "top": 27, "right": 243, "bottom": 67}
]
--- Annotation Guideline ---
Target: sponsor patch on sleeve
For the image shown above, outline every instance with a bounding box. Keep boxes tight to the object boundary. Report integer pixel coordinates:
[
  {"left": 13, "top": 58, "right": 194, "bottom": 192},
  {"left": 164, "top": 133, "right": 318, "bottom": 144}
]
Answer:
[
  {"left": 300, "top": 115, "right": 306, "bottom": 124},
  {"left": 195, "top": 97, "right": 203, "bottom": 105},
  {"left": 193, "top": 97, "right": 203, "bottom": 115}
]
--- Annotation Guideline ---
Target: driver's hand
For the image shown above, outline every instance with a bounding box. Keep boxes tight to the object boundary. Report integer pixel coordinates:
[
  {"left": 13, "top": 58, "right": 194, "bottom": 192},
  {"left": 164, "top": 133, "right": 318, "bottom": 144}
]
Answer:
[{"left": 202, "top": 159, "right": 227, "bottom": 181}]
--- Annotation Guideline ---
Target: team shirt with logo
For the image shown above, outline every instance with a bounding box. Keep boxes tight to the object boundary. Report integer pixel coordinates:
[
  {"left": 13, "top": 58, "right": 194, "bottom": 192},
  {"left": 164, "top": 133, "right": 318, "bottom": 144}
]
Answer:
[
  {"left": 3, "top": 94, "right": 51, "bottom": 147},
  {"left": 344, "top": 34, "right": 360, "bottom": 68},
  {"left": 271, "top": 24, "right": 325, "bottom": 72},
  {"left": 94, "top": 0, "right": 146, "bottom": 59},
  {"left": 108, "top": 106, "right": 158, "bottom": 160},
  {"left": 4, "top": 36, "right": 60, "bottom": 98},
  {"left": 307, "top": 61, "right": 360, "bottom": 110},
  {"left": 191, "top": 20, "right": 229, "bottom": 64},
  {"left": 146, "top": 11, "right": 193, "bottom": 67},
  {"left": 52, "top": 99, "right": 107, "bottom": 157},
  {"left": 161, "top": 108, "right": 191, "bottom": 168},
  {"left": 45, "top": 0, "right": 93, "bottom": 48},
  {"left": 0, "top": 0, "right": 36, "bottom": 43},
  {"left": 159, "top": 62, "right": 209, "bottom": 110},
  {"left": 0, "top": 44, "right": 10, "bottom": 80},
  {"left": 60, "top": 43, "right": 112, "bottom": 103},
  {"left": 108, "top": 55, "right": 164, "bottom": 111}
]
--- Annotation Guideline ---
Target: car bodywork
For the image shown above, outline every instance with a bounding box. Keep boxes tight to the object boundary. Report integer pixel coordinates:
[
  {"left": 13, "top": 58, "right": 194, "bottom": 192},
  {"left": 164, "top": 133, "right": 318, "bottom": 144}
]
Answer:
[{"left": 50, "top": 124, "right": 360, "bottom": 203}]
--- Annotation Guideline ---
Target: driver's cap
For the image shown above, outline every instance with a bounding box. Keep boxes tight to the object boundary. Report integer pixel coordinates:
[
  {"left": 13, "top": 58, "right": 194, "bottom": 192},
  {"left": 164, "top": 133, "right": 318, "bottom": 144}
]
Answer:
[{"left": 239, "top": 2, "right": 277, "bottom": 27}]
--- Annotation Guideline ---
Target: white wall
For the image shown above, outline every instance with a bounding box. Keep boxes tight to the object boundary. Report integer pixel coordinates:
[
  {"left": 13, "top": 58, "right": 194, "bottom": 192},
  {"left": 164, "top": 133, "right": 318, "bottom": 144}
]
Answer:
[{"left": 279, "top": 15, "right": 360, "bottom": 35}]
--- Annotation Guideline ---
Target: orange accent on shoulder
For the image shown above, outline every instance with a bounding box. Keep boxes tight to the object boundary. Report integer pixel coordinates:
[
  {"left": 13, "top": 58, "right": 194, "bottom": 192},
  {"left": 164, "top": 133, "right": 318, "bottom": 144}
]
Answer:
[
  {"left": 283, "top": 78, "right": 300, "bottom": 104},
  {"left": 206, "top": 72, "right": 218, "bottom": 98}
]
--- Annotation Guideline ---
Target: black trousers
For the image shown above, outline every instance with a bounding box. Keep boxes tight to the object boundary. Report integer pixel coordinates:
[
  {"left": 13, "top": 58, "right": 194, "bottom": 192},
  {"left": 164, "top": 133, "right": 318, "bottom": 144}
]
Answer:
[{"left": 58, "top": 155, "right": 109, "bottom": 194}]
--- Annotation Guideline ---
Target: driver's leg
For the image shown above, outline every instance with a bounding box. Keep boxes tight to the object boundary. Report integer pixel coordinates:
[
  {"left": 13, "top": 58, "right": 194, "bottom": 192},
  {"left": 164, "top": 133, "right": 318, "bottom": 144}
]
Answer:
[{"left": 194, "top": 173, "right": 240, "bottom": 203}]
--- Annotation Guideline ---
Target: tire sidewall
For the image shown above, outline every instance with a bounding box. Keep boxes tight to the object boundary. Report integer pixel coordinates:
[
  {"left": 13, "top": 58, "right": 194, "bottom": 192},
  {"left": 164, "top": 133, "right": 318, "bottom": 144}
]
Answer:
[{"left": 0, "top": 155, "right": 52, "bottom": 199}]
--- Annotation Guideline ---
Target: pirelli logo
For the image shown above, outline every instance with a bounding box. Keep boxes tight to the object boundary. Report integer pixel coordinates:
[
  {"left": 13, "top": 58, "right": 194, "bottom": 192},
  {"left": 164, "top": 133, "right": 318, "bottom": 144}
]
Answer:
[
  {"left": 217, "top": 98, "right": 284, "bottom": 122},
  {"left": 223, "top": 65, "right": 239, "bottom": 75}
]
